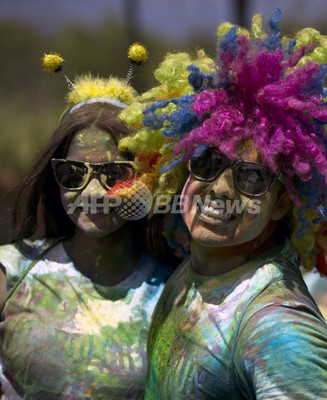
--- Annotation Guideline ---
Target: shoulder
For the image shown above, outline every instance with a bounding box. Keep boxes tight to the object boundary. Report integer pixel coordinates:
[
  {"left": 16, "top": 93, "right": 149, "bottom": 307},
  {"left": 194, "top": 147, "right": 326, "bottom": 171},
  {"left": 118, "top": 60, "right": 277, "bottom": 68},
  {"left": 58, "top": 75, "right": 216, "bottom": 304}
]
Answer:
[
  {"left": 238, "top": 252, "right": 326, "bottom": 344},
  {"left": 253, "top": 239, "right": 302, "bottom": 281},
  {"left": 0, "top": 238, "right": 59, "bottom": 286},
  {"left": 0, "top": 238, "right": 54, "bottom": 260},
  {"left": 239, "top": 280, "right": 327, "bottom": 344},
  {"left": 0, "top": 242, "right": 30, "bottom": 281},
  {"left": 233, "top": 280, "right": 327, "bottom": 399},
  {"left": 240, "top": 239, "right": 306, "bottom": 309}
]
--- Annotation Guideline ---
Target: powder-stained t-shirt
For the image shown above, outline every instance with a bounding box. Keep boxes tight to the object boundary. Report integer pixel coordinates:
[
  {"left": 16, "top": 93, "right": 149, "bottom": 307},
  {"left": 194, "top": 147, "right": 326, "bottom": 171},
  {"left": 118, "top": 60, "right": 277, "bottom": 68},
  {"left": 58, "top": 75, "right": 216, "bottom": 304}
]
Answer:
[
  {"left": 145, "top": 240, "right": 327, "bottom": 400},
  {"left": 0, "top": 239, "right": 173, "bottom": 399}
]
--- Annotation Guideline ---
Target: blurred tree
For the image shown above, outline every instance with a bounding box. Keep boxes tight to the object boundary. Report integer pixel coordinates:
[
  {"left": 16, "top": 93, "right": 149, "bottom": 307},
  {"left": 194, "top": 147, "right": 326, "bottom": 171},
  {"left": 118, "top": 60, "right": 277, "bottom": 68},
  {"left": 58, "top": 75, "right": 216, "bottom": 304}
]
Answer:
[
  {"left": 235, "top": 0, "right": 247, "bottom": 26},
  {"left": 124, "top": 0, "right": 143, "bottom": 45}
]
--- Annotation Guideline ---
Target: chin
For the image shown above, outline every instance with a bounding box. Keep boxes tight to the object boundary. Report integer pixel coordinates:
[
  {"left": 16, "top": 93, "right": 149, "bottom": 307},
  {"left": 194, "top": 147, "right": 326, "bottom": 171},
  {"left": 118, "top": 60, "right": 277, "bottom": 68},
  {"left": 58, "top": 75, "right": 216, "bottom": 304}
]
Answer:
[
  {"left": 73, "top": 212, "right": 126, "bottom": 237},
  {"left": 78, "top": 226, "right": 113, "bottom": 237},
  {"left": 189, "top": 221, "right": 255, "bottom": 249},
  {"left": 76, "top": 222, "right": 125, "bottom": 237},
  {"left": 192, "top": 231, "right": 234, "bottom": 248}
]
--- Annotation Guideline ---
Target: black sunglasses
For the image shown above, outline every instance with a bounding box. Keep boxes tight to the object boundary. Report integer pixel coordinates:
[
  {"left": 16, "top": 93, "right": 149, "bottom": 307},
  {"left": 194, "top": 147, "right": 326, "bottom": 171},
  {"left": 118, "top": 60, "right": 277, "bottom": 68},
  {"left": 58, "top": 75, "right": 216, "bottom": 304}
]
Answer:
[
  {"left": 188, "top": 148, "right": 277, "bottom": 197},
  {"left": 51, "top": 159, "right": 136, "bottom": 191}
]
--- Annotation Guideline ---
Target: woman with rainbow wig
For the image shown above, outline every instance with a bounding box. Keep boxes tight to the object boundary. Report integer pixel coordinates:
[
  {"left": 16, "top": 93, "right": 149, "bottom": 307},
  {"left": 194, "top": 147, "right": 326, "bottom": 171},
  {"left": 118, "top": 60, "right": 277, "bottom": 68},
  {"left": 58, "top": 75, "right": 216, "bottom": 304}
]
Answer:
[{"left": 119, "top": 10, "right": 327, "bottom": 399}]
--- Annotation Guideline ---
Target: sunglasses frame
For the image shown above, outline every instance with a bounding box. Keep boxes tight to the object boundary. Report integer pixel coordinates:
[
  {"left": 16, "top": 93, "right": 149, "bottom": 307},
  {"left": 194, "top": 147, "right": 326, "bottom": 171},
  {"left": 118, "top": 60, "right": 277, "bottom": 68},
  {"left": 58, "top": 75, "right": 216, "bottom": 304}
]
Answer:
[
  {"left": 51, "top": 158, "right": 136, "bottom": 191},
  {"left": 188, "top": 150, "right": 277, "bottom": 197}
]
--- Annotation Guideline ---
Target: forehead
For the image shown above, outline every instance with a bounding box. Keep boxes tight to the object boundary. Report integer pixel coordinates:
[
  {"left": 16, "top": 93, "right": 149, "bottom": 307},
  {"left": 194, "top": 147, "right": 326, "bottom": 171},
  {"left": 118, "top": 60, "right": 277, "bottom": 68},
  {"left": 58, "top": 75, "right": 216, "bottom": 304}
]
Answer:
[{"left": 66, "top": 128, "right": 124, "bottom": 162}]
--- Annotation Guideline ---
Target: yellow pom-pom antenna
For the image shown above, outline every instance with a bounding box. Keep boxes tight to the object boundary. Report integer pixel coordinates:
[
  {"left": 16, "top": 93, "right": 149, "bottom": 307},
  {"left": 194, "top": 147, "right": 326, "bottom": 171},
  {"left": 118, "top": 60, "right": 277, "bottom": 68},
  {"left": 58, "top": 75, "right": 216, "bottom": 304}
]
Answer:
[
  {"left": 127, "top": 42, "right": 148, "bottom": 65},
  {"left": 41, "top": 52, "right": 64, "bottom": 73},
  {"left": 42, "top": 44, "right": 148, "bottom": 121},
  {"left": 125, "top": 43, "right": 149, "bottom": 85}
]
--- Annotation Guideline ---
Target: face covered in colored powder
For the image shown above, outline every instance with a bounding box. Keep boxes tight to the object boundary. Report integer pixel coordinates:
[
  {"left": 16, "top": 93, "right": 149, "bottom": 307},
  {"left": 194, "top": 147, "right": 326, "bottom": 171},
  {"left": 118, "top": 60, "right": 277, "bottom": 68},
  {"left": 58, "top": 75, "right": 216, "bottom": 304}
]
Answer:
[
  {"left": 59, "top": 128, "right": 132, "bottom": 237},
  {"left": 181, "top": 146, "right": 286, "bottom": 250}
]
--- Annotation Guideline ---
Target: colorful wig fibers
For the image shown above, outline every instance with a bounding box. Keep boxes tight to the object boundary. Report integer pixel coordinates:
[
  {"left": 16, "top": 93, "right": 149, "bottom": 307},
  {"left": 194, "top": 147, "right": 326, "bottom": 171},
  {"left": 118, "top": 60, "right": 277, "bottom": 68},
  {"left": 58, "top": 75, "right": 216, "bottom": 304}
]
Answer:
[
  {"left": 118, "top": 50, "right": 215, "bottom": 199},
  {"left": 119, "top": 10, "right": 327, "bottom": 275}
]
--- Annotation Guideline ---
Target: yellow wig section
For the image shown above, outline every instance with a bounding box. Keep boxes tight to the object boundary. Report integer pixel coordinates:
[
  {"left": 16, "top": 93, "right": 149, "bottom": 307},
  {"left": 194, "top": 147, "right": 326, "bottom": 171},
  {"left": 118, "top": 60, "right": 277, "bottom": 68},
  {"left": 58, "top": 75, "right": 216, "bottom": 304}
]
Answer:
[
  {"left": 217, "top": 14, "right": 267, "bottom": 41},
  {"left": 251, "top": 14, "right": 267, "bottom": 40},
  {"left": 290, "top": 206, "right": 323, "bottom": 271},
  {"left": 153, "top": 51, "right": 214, "bottom": 91},
  {"left": 216, "top": 16, "right": 327, "bottom": 76},
  {"left": 118, "top": 50, "right": 213, "bottom": 204},
  {"left": 119, "top": 50, "right": 214, "bottom": 129},
  {"left": 217, "top": 22, "right": 250, "bottom": 39},
  {"left": 67, "top": 74, "right": 137, "bottom": 108},
  {"left": 293, "top": 28, "right": 327, "bottom": 66}
]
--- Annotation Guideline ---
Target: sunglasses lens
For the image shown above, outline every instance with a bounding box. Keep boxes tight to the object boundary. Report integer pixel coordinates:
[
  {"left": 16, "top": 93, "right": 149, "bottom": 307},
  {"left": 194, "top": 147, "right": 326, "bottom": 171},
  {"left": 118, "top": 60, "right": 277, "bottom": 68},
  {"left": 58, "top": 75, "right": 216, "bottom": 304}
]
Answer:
[
  {"left": 190, "top": 149, "right": 226, "bottom": 181},
  {"left": 235, "top": 164, "right": 273, "bottom": 196},
  {"left": 101, "top": 163, "right": 135, "bottom": 188},
  {"left": 55, "top": 162, "right": 88, "bottom": 189}
]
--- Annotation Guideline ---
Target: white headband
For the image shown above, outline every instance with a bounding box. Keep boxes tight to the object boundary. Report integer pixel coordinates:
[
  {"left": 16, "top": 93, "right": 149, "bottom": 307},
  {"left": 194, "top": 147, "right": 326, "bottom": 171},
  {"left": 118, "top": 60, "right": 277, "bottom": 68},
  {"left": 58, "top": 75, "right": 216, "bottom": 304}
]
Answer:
[{"left": 65, "top": 96, "right": 127, "bottom": 118}]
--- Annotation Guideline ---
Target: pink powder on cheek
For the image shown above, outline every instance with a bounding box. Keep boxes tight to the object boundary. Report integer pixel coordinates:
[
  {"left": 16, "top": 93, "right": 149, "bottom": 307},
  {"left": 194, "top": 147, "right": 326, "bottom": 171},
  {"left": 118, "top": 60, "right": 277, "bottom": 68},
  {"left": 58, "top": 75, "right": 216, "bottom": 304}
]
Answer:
[
  {"left": 182, "top": 176, "right": 211, "bottom": 197},
  {"left": 181, "top": 176, "right": 204, "bottom": 210}
]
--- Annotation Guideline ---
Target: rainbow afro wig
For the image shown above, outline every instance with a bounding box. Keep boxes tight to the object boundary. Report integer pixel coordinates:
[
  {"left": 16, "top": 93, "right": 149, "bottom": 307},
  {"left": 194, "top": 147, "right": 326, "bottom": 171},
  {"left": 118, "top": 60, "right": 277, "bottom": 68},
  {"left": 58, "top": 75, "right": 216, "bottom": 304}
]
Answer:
[{"left": 119, "top": 9, "right": 327, "bottom": 276}]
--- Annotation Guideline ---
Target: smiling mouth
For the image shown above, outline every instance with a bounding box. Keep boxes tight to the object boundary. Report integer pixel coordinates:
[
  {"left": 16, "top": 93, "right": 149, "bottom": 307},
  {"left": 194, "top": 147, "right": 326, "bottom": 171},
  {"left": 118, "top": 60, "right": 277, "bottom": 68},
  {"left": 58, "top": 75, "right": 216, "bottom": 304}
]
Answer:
[{"left": 197, "top": 202, "right": 236, "bottom": 224}]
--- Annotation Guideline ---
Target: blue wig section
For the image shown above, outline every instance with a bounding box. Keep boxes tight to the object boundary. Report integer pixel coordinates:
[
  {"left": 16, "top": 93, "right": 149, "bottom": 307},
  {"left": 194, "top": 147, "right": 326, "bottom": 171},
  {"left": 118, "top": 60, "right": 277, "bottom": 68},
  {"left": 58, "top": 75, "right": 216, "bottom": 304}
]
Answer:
[
  {"left": 302, "top": 65, "right": 327, "bottom": 96},
  {"left": 287, "top": 39, "right": 296, "bottom": 57},
  {"left": 263, "top": 8, "right": 282, "bottom": 51},
  {"left": 296, "top": 177, "right": 327, "bottom": 238},
  {"left": 187, "top": 65, "right": 219, "bottom": 92},
  {"left": 143, "top": 99, "right": 173, "bottom": 129},
  {"left": 160, "top": 154, "right": 184, "bottom": 173},
  {"left": 165, "top": 96, "right": 199, "bottom": 137},
  {"left": 187, "top": 65, "right": 226, "bottom": 93},
  {"left": 219, "top": 26, "right": 238, "bottom": 56},
  {"left": 298, "top": 178, "right": 319, "bottom": 211},
  {"left": 142, "top": 95, "right": 199, "bottom": 142},
  {"left": 316, "top": 203, "right": 327, "bottom": 220},
  {"left": 192, "top": 144, "right": 208, "bottom": 158},
  {"left": 312, "top": 127, "right": 327, "bottom": 149},
  {"left": 295, "top": 205, "right": 312, "bottom": 239},
  {"left": 188, "top": 65, "right": 207, "bottom": 91}
]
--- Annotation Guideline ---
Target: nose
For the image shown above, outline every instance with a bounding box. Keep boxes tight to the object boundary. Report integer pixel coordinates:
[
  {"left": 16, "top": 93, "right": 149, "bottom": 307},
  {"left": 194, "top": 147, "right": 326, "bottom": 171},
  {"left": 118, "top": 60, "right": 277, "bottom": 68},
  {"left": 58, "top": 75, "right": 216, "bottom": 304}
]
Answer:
[
  {"left": 209, "top": 167, "right": 236, "bottom": 199},
  {"left": 80, "top": 178, "right": 108, "bottom": 197}
]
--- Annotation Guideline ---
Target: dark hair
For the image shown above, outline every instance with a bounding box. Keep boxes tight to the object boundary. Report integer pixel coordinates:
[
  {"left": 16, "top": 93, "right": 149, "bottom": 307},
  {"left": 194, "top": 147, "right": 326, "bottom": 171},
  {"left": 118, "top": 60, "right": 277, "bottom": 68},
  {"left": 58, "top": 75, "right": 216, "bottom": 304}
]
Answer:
[{"left": 13, "top": 102, "right": 183, "bottom": 266}]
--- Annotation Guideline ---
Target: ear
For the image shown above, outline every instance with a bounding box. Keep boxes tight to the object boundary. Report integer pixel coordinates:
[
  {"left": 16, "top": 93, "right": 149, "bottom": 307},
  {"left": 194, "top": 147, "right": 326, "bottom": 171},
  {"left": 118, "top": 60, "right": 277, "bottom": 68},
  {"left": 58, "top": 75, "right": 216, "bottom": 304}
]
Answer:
[{"left": 271, "top": 190, "right": 292, "bottom": 221}]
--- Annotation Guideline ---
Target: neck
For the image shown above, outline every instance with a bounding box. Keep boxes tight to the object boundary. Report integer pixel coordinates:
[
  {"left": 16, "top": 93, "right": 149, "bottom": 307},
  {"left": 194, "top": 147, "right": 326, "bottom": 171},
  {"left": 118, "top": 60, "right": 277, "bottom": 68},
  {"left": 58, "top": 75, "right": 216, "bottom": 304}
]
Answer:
[
  {"left": 191, "top": 221, "right": 279, "bottom": 276},
  {"left": 64, "top": 223, "right": 142, "bottom": 285}
]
